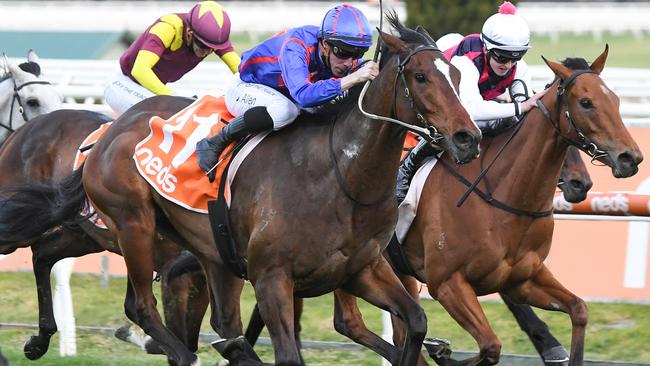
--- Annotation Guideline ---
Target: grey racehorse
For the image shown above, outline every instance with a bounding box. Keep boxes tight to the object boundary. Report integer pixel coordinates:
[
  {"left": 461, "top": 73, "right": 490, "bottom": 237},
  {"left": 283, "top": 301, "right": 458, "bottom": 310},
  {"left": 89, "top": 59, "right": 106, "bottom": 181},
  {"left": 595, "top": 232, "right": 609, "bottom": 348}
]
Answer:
[{"left": 0, "top": 50, "right": 62, "bottom": 144}]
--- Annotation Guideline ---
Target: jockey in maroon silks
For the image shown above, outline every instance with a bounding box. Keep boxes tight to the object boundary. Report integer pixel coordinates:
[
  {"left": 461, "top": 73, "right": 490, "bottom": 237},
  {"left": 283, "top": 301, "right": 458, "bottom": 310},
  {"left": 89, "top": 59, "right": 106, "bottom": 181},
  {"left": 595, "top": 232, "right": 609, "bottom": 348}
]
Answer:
[
  {"left": 195, "top": 4, "right": 379, "bottom": 182},
  {"left": 104, "top": 1, "right": 240, "bottom": 115}
]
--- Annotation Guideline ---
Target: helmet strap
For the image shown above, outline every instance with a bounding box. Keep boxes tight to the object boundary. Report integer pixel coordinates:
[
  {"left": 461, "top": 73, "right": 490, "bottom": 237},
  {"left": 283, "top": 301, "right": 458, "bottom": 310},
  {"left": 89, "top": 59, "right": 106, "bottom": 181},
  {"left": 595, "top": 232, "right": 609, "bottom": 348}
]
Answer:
[{"left": 319, "top": 40, "right": 332, "bottom": 71}]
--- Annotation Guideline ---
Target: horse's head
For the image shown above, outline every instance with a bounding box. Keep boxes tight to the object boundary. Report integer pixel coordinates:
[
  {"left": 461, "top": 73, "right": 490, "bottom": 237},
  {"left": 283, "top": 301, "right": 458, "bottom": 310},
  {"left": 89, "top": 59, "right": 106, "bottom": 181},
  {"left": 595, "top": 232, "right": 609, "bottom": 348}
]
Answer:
[
  {"left": 374, "top": 13, "right": 481, "bottom": 164},
  {"left": 0, "top": 50, "right": 62, "bottom": 132},
  {"left": 558, "top": 145, "right": 592, "bottom": 203},
  {"left": 541, "top": 45, "right": 642, "bottom": 178}
]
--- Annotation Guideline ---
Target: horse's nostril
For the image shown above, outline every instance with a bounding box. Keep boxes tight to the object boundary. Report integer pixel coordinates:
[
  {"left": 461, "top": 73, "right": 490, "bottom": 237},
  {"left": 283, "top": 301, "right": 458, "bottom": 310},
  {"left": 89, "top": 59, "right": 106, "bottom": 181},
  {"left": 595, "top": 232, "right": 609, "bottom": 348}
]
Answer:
[
  {"left": 452, "top": 131, "right": 474, "bottom": 149},
  {"left": 617, "top": 152, "right": 636, "bottom": 168},
  {"left": 569, "top": 180, "right": 585, "bottom": 191}
]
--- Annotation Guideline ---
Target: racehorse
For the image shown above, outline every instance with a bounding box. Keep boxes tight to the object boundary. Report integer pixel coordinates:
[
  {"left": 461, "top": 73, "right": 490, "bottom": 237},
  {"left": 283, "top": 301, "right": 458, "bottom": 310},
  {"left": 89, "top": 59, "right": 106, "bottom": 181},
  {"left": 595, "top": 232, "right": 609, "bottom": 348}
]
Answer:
[
  {"left": 371, "top": 47, "right": 642, "bottom": 365},
  {"left": 0, "top": 14, "right": 481, "bottom": 366},
  {"left": 0, "top": 109, "right": 208, "bottom": 362},
  {"left": 235, "top": 146, "right": 594, "bottom": 365},
  {"left": 557, "top": 145, "right": 592, "bottom": 204},
  {"left": 0, "top": 50, "right": 62, "bottom": 144},
  {"left": 0, "top": 347, "right": 8, "bottom": 366}
]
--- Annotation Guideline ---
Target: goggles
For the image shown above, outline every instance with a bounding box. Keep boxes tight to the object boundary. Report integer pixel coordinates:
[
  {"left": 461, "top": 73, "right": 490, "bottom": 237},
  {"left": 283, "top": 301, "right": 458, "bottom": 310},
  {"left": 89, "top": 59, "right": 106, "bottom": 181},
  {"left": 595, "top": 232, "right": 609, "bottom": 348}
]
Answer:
[
  {"left": 489, "top": 49, "right": 526, "bottom": 64},
  {"left": 329, "top": 42, "right": 367, "bottom": 60},
  {"left": 193, "top": 35, "right": 213, "bottom": 50}
]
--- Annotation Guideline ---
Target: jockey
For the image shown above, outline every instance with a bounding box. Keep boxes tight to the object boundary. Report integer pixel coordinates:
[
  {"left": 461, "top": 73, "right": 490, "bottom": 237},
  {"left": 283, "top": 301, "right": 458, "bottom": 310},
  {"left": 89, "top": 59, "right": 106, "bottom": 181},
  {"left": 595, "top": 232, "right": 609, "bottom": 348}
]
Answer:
[
  {"left": 196, "top": 3, "right": 379, "bottom": 182},
  {"left": 396, "top": 1, "right": 547, "bottom": 203},
  {"left": 104, "top": 1, "right": 240, "bottom": 115}
]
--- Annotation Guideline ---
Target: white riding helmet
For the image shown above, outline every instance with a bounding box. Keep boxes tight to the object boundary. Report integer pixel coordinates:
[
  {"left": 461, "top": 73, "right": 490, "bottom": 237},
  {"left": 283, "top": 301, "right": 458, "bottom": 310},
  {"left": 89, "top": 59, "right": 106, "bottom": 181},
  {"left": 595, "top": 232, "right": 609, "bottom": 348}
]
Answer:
[{"left": 481, "top": 1, "right": 531, "bottom": 52}]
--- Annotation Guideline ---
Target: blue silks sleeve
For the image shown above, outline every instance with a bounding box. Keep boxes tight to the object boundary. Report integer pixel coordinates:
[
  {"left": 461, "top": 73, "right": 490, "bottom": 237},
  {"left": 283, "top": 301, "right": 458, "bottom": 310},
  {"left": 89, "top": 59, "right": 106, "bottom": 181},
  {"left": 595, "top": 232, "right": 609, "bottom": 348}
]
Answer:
[{"left": 279, "top": 39, "right": 342, "bottom": 108}]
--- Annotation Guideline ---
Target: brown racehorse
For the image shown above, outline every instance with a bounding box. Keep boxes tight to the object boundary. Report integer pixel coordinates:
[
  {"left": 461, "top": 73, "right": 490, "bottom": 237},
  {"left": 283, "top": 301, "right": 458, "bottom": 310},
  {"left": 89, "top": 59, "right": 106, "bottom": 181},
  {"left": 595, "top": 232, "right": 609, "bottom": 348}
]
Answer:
[
  {"left": 367, "top": 47, "right": 642, "bottom": 366},
  {"left": 0, "top": 109, "right": 207, "bottom": 362},
  {"left": 0, "top": 15, "right": 481, "bottom": 366}
]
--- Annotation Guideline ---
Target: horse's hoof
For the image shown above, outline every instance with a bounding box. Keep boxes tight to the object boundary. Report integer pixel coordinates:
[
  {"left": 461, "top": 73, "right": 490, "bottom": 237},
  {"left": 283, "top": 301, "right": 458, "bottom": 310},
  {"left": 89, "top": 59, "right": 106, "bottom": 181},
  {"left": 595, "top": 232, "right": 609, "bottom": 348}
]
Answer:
[
  {"left": 23, "top": 335, "right": 50, "bottom": 360},
  {"left": 212, "top": 336, "right": 264, "bottom": 365},
  {"left": 144, "top": 338, "right": 166, "bottom": 355},
  {"left": 542, "top": 345, "right": 570, "bottom": 364},
  {"left": 424, "top": 337, "right": 454, "bottom": 365}
]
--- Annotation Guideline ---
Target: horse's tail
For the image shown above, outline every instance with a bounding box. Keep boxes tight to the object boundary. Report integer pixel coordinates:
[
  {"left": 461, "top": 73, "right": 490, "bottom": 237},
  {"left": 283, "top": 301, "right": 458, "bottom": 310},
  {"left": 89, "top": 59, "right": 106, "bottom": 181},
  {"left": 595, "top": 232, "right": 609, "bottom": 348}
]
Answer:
[
  {"left": 0, "top": 167, "right": 89, "bottom": 244},
  {"left": 166, "top": 250, "right": 202, "bottom": 281}
]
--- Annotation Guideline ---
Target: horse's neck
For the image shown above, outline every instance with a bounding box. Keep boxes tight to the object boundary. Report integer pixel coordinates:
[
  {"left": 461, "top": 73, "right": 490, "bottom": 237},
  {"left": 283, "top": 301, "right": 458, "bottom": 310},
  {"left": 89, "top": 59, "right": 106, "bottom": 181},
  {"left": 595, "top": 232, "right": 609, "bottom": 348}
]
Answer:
[
  {"left": 331, "top": 80, "right": 405, "bottom": 202},
  {"left": 485, "top": 98, "right": 568, "bottom": 211}
]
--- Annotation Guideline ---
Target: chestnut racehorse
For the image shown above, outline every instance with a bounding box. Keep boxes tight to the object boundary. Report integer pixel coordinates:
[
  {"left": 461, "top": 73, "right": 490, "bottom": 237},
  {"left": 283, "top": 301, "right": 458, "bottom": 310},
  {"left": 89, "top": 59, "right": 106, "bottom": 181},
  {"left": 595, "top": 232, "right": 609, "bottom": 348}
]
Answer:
[
  {"left": 0, "top": 15, "right": 481, "bottom": 366},
  {"left": 370, "top": 47, "right": 642, "bottom": 366}
]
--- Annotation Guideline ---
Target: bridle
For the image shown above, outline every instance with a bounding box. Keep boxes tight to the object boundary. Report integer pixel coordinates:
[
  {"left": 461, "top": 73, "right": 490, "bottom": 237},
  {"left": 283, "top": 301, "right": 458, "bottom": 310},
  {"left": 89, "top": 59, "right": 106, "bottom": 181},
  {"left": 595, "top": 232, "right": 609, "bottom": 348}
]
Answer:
[
  {"left": 358, "top": 43, "right": 446, "bottom": 144},
  {"left": 1, "top": 73, "right": 52, "bottom": 132},
  {"left": 536, "top": 69, "right": 608, "bottom": 163}
]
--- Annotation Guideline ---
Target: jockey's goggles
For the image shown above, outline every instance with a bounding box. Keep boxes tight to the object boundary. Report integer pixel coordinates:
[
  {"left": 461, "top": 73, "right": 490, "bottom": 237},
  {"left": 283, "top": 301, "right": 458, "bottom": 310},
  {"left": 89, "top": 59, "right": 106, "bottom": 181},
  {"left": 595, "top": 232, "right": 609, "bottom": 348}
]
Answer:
[
  {"left": 193, "top": 36, "right": 213, "bottom": 50},
  {"left": 489, "top": 49, "right": 526, "bottom": 64},
  {"left": 328, "top": 42, "right": 367, "bottom": 60}
]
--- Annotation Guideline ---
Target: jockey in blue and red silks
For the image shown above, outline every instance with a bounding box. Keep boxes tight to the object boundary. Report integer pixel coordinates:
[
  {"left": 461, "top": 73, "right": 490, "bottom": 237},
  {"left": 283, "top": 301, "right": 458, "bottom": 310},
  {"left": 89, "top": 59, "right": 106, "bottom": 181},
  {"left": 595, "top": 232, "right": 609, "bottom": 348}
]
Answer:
[
  {"left": 395, "top": 1, "right": 549, "bottom": 203},
  {"left": 196, "top": 3, "right": 379, "bottom": 181}
]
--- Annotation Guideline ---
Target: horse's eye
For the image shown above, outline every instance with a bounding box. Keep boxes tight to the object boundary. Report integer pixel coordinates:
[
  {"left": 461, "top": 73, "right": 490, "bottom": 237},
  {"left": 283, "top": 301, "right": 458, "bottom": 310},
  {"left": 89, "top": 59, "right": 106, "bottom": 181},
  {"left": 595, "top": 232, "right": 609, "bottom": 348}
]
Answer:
[
  {"left": 26, "top": 99, "right": 40, "bottom": 108},
  {"left": 579, "top": 98, "right": 592, "bottom": 109},
  {"left": 415, "top": 73, "right": 426, "bottom": 83}
]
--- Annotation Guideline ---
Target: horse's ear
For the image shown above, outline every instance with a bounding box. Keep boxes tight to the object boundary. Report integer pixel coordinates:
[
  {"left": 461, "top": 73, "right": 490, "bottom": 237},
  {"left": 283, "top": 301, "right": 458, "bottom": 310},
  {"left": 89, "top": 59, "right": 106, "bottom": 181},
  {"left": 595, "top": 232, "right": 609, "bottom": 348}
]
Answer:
[
  {"left": 1, "top": 54, "right": 9, "bottom": 76},
  {"left": 378, "top": 30, "right": 408, "bottom": 54},
  {"left": 589, "top": 44, "right": 608, "bottom": 75},
  {"left": 542, "top": 55, "right": 572, "bottom": 81},
  {"left": 27, "top": 49, "right": 40, "bottom": 64}
]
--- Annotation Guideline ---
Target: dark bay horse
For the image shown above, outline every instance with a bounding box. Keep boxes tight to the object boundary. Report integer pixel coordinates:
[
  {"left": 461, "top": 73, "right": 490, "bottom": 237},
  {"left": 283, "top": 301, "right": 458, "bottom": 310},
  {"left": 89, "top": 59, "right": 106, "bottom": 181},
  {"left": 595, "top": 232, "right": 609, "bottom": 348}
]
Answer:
[
  {"left": 237, "top": 145, "right": 594, "bottom": 365},
  {"left": 0, "top": 109, "right": 207, "bottom": 361},
  {"left": 558, "top": 145, "right": 592, "bottom": 204},
  {"left": 0, "top": 15, "right": 481, "bottom": 366},
  {"left": 376, "top": 47, "right": 642, "bottom": 365}
]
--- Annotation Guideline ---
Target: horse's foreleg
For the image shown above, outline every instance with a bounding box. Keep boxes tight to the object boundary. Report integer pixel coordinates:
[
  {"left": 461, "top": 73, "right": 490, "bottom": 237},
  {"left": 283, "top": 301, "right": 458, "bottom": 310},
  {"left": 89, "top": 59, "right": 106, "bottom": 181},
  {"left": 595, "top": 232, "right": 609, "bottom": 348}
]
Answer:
[
  {"left": 390, "top": 274, "right": 430, "bottom": 366},
  {"left": 435, "top": 272, "right": 501, "bottom": 365},
  {"left": 24, "top": 231, "right": 103, "bottom": 360},
  {"left": 253, "top": 271, "right": 301, "bottom": 365},
  {"left": 118, "top": 223, "right": 199, "bottom": 366},
  {"left": 341, "top": 256, "right": 427, "bottom": 366},
  {"left": 499, "top": 292, "right": 569, "bottom": 365},
  {"left": 160, "top": 269, "right": 209, "bottom": 353},
  {"left": 200, "top": 260, "right": 262, "bottom": 366},
  {"left": 504, "top": 265, "right": 587, "bottom": 366},
  {"left": 333, "top": 289, "right": 402, "bottom": 365}
]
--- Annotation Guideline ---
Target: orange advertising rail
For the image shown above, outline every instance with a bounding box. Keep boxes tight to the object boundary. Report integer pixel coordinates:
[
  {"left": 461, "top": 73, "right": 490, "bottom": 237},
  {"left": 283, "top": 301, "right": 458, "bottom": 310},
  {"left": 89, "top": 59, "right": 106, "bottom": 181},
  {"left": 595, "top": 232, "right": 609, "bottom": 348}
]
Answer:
[{"left": 553, "top": 191, "right": 650, "bottom": 216}]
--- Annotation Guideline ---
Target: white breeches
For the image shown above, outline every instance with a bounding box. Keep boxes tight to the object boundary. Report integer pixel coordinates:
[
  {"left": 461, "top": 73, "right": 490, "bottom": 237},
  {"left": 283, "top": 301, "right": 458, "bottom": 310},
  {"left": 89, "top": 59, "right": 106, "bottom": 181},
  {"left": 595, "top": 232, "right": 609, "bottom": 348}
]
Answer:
[
  {"left": 104, "top": 70, "right": 155, "bottom": 116},
  {"left": 224, "top": 74, "right": 300, "bottom": 130}
]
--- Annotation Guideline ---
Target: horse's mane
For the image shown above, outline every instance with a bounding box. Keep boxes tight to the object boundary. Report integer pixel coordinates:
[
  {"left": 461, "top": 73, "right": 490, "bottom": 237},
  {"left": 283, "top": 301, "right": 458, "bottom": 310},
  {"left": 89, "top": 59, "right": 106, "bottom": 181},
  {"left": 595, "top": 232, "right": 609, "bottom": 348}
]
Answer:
[
  {"left": 18, "top": 61, "right": 41, "bottom": 77},
  {"left": 560, "top": 57, "right": 589, "bottom": 71}
]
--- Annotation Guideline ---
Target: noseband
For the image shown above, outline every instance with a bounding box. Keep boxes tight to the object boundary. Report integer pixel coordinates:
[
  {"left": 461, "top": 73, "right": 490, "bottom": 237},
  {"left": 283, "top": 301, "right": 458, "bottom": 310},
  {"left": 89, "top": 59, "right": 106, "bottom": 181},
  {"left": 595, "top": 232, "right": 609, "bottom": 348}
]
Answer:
[
  {"left": 2, "top": 74, "right": 52, "bottom": 132},
  {"left": 358, "top": 44, "right": 445, "bottom": 143},
  {"left": 536, "top": 70, "right": 608, "bottom": 162}
]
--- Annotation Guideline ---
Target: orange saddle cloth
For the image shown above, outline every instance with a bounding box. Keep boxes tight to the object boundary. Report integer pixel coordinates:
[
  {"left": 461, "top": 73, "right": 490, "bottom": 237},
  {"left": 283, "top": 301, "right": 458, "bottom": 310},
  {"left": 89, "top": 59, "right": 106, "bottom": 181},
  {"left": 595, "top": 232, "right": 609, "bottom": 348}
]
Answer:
[{"left": 133, "top": 95, "right": 236, "bottom": 213}]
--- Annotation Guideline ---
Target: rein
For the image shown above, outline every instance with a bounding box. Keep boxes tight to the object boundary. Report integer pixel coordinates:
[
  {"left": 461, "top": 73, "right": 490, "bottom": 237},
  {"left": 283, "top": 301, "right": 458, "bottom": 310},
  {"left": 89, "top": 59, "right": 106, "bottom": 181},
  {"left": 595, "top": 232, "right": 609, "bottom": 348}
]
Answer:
[
  {"left": 536, "top": 69, "right": 608, "bottom": 163},
  {"left": 357, "top": 45, "right": 445, "bottom": 144},
  {"left": 2, "top": 75, "right": 52, "bottom": 132}
]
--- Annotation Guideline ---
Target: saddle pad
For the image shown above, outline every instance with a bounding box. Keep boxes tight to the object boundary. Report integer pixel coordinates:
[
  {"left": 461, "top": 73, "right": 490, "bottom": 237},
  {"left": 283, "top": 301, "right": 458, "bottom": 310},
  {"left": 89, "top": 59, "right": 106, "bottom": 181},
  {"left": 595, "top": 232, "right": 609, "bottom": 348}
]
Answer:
[
  {"left": 394, "top": 155, "right": 439, "bottom": 244},
  {"left": 133, "top": 95, "right": 239, "bottom": 213},
  {"left": 74, "top": 122, "right": 113, "bottom": 229}
]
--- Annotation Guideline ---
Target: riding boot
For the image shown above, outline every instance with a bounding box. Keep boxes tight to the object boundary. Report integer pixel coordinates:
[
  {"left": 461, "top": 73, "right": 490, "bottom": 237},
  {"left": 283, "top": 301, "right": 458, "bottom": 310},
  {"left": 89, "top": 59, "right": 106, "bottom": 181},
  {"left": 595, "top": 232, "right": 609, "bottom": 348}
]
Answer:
[
  {"left": 196, "top": 106, "right": 274, "bottom": 182},
  {"left": 396, "top": 139, "right": 438, "bottom": 204}
]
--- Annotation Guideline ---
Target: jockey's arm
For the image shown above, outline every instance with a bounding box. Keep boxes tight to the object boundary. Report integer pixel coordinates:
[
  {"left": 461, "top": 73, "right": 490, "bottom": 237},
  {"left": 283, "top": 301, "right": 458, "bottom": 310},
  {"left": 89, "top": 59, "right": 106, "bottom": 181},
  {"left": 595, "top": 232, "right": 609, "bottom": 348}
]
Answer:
[
  {"left": 218, "top": 51, "right": 241, "bottom": 74},
  {"left": 452, "top": 56, "right": 518, "bottom": 124},
  {"left": 130, "top": 22, "right": 176, "bottom": 96},
  {"left": 279, "top": 40, "right": 343, "bottom": 108}
]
